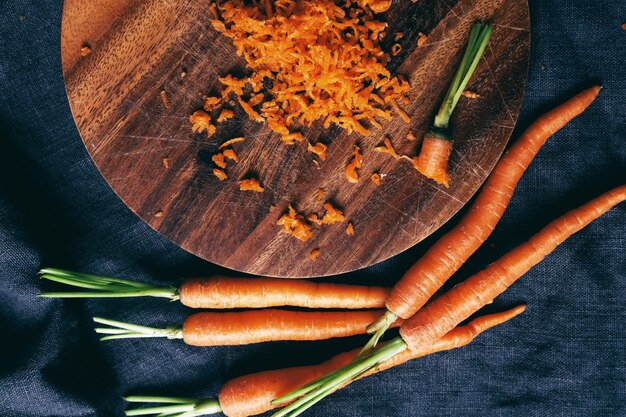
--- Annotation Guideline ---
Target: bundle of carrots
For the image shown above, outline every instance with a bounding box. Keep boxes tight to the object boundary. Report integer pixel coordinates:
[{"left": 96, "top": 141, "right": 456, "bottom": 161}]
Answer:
[{"left": 40, "top": 83, "right": 625, "bottom": 417}]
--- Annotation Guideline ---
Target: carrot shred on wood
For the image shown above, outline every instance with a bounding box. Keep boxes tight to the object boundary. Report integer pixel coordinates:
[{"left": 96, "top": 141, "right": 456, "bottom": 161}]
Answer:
[
  {"left": 239, "top": 178, "right": 264, "bottom": 192},
  {"left": 417, "top": 32, "right": 428, "bottom": 47},
  {"left": 307, "top": 142, "right": 328, "bottom": 161},
  {"left": 219, "top": 137, "right": 245, "bottom": 148},
  {"left": 321, "top": 203, "right": 345, "bottom": 224},
  {"left": 462, "top": 90, "right": 481, "bottom": 99},
  {"left": 223, "top": 148, "right": 239, "bottom": 163},
  {"left": 217, "top": 109, "right": 235, "bottom": 122},
  {"left": 213, "top": 169, "right": 228, "bottom": 181},
  {"left": 345, "top": 222, "right": 355, "bottom": 236},
  {"left": 309, "top": 248, "right": 320, "bottom": 261},
  {"left": 374, "top": 137, "right": 400, "bottom": 159},
  {"left": 204, "top": 96, "right": 222, "bottom": 112},
  {"left": 277, "top": 205, "right": 313, "bottom": 241},
  {"left": 371, "top": 172, "right": 382, "bottom": 185},
  {"left": 212, "top": 153, "right": 227, "bottom": 169},
  {"left": 189, "top": 110, "right": 216, "bottom": 138},
  {"left": 345, "top": 146, "right": 363, "bottom": 183}
]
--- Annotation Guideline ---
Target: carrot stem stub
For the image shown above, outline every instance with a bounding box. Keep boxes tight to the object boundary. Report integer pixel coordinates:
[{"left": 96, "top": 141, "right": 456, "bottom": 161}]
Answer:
[
  {"left": 413, "top": 128, "right": 454, "bottom": 187},
  {"left": 414, "top": 22, "right": 493, "bottom": 187}
]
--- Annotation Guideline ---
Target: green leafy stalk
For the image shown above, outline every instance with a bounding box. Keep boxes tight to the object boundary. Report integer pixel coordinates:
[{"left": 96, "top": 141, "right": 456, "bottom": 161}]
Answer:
[
  {"left": 38, "top": 268, "right": 179, "bottom": 300},
  {"left": 124, "top": 397, "right": 221, "bottom": 417},
  {"left": 93, "top": 317, "right": 183, "bottom": 341},
  {"left": 271, "top": 338, "right": 408, "bottom": 417},
  {"left": 433, "top": 22, "right": 494, "bottom": 129},
  {"left": 359, "top": 310, "right": 398, "bottom": 356}
]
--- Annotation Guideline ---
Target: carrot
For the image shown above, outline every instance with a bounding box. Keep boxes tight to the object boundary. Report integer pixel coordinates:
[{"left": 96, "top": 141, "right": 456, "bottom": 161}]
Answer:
[
  {"left": 275, "top": 185, "right": 625, "bottom": 416},
  {"left": 122, "top": 306, "right": 525, "bottom": 417},
  {"left": 92, "top": 309, "right": 401, "bottom": 346},
  {"left": 413, "top": 22, "right": 493, "bottom": 187},
  {"left": 39, "top": 269, "right": 390, "bottom": 309},
  {"left": 365, "top": 85, "right": 602, "bottom": 350}
]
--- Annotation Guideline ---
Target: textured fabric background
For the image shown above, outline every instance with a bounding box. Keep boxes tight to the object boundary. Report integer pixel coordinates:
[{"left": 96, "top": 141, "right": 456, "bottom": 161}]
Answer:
[{"left": 0, "top": 1, "right": 625, "bottom": 416}]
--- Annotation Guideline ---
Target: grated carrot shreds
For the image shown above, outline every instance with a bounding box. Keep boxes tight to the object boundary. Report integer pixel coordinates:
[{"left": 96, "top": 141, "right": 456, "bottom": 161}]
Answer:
[
  {"left": 307, "top": 142, "right": 328, "bottom": 161},
  {"left": 277, "top": 205, "right": 313, "bottom": 241},
  {"left": 239, "top": 178, "right": 265, "bottom": 192},
  {"left": 417, "top": 32, "right": 428, "bottom": 47},
  {"left": 345, "top": 145, "right": 363, "bottom": 183},
  {"left": 374, "top": 137, "right": 400, "bottom": 159},
  {"left": 204, "top": 96, "right": 222, "bottom": 112},
  {"left": 345, "top": 222, "right": 355, "bottom": 235},
  {"left": 309, "top": 248, "right": 321, "bottom": 260},
  {"left": 223, "top": 148, "right": 239, "bottom": 163},
  {"left": 390, "top": 99, "right": 411, "bottom": 123},
  {"left": 315, "top": 188, "right": 325, "bottom": 202},
  {"left": 219, "top": 137, "right": 246, "bottom": 149},
  {"left": 212, "top": 153, "right": 227, "bottom": 169},
  {"left": 213, "top": 168, "right": 228, "bottom": 181},
  {"left": 321, "top": 203, "right": 345, "bottom": 224},
  {"left": 371, "top": 172, "right": 382, "bottom": 185},
  {"left": 217, "top": 109, "right": 235, "bottom": 122},
  {"left": 211, "top": 0, "right": 410, "bottom": 142},
  {"left": 462, "top": 90, "right": 481, "bottom": 99},
  {"left": 190, "top": 110, "right": 216, "bottom": 138}
]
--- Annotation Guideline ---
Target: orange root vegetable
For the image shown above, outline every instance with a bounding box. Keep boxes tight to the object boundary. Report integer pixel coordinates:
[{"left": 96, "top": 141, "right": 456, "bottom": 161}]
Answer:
[
  {"left": 412, "top": 129, "right": 453, "bottom": 187},
  {"left": 93, "top": 309, "right": 401, "bottom": 347},
  {"left": 386, "top": 85, "right": 602, "bottom": 322},
  {"left": 274, "top": 186, "right": 624, "bottom": 415},
  {"left": 39, "top": 270, "right": 390, "bottom": 310},
  {"left": 123, "top": 306, "right": 524, "bottom": 417},
  {"left": 400, "top": 185, "right": 626, "bottom": 350},
  {"left": 179, "top": 277, "right": 389, "bottom": 309}
]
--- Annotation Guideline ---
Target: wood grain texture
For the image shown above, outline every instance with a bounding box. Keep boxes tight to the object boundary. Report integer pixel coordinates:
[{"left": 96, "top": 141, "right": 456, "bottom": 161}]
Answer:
[{"left": 61, "top": 0, "right": 530, "bottom": 278}]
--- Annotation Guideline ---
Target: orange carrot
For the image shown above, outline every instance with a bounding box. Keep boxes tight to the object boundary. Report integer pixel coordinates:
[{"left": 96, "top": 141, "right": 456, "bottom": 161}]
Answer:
[
  {"left": 123, "top": 306, "right": 524, "bottom": 417},
  {"left": 39, "top": 270, "right": 390, "bottom": 309},
  {"left": 273, "top": 186, "right": 624, "bottom": 415},
  {"left": 412, "top": 130, "right": 453, "bottom": 186},
  {"left": 180, "top": 277, "right": 389, "bottom": 309},
  {"left": 363, "top": 85, "right": 602, "bottom": 350},
  {"left": 93, "top": 309, "right": 402, "bottom": 347}
]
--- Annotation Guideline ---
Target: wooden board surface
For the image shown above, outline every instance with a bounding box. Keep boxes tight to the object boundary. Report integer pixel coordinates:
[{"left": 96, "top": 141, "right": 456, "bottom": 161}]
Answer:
[{"left": 61, "top": 0, "right": 530, "bottom": 278}]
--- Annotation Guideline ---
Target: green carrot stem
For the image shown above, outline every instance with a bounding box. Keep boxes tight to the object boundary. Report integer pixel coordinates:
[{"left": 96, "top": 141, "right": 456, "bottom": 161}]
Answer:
[
  {"left": 38, "top": 268, "right": 179, "bottom": 301},
  {"left": 124, "top": 397, "right": 221, "bottom": 417},
  {"left": 125, "top": 397, "right": 197, "bottom": 404},
  {"left": 433, "top": 22, "right": 494, "bottom": 129},
  {"left": 93, "top": 317, "right": 183, "bottom": 341},
  {"left": 359, "top": 310, "right": 398, "bottom": 356},
  {"left": 271, "top": 338, "right": 407, "bottom": 417}
]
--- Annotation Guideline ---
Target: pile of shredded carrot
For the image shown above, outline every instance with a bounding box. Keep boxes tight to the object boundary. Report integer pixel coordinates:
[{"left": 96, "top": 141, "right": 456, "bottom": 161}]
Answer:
[{"left": 209, "top": 0, "right": 410, "bottom": 143}]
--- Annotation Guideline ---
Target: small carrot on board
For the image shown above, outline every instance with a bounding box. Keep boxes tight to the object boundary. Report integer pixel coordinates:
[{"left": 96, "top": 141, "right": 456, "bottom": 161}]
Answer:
[
  {"left": 39, "top": 269, "right": 390, "bottom": 309},
  {"left": 365, "top": 85, "right": 602, "bottom": 352},
  {"left": 275, "top": 185, "right": 625, "bottom": 416},
  {"left": 93, "top": 309, "right": 401, "bottom": 346},
  {"left": 122, "top": 306, "right": 525, "bottom": 417},
  {"left": 413, "top": 22, "right": 493, "bottom": 187}
]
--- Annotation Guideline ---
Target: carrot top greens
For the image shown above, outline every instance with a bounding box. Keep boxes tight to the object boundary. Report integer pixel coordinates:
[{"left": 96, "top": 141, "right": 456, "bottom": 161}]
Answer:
[
  {"left": 433, "top": 22, "right": 493, "bottom": 130},
  {"left": 38, "top": 268, "right": 179, "bottom": 300}
]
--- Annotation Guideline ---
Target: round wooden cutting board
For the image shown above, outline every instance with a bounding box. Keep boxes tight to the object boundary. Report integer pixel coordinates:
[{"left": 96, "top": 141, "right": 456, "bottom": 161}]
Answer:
[{"left": 61, "top": 0, "right": 530, "bottom": 278}]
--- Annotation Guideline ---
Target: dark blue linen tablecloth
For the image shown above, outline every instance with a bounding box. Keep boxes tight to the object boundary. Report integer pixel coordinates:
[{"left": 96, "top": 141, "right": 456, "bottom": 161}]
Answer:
[{"left": 0, "top": 1, "right": 625, "bottom": 416}]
